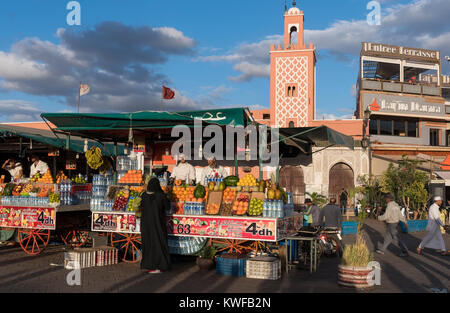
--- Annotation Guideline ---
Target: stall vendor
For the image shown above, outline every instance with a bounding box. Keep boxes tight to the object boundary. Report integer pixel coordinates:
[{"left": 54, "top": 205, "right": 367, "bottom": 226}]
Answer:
[
  {"left": 29, "top": 154, "right": 49, "bottom": 177},
  {"left": 2, "top": 159, "right": 23, "bottom": 181},
  {"left": 170, "top": 154, "right": 196, "bottom": 185},
  {"left": 200, "top": 156, "right": 227, "bottom": 184}
]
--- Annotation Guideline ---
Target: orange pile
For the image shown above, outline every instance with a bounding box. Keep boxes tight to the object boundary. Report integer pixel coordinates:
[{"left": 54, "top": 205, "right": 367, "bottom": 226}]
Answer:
[
  {"left": 206, "top": 203, "right": 220, "bottom": 215},
  {"left": 172, "top": 202, "right": 184, "bottom": 214},
  {"left": 38, "top": 171, "right": 53, "bottom": 184},
  {"left": 130, "top": 186, "right": 144, "bottom": 193},
  {"left": 118, "top": 170, "right": 143, "bottom": 184},
  {"left": 222, "top": 187, "right": 236, "bottom": 203},
  {"left": 56, "top": 171, "right": 68, "bottom": 183},
  {"left": 37, "top": 186, "right": 52, "bottom": 197},
  {"left": 233, "top": 200, "right": 249, "bottom": 215},
  {"left": 170, "top": 186, "right": 186, "bottom": 202}
]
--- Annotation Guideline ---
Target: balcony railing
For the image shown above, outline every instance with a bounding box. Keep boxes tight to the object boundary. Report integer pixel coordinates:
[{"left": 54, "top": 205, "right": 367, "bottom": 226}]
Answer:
[{"left": 361, "top": 79, "right": 441, "bottom": 96}]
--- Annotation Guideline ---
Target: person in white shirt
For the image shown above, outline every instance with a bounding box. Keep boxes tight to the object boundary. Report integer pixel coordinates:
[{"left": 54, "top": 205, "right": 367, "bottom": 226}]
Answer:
[
  {"left": 376, "top": 194, "right": 409, "bottom": 257},
  {"left": 2, "top": 159, "right": 23, "bottom": 181},
  {"left": 200, "top": 157, "right": 227, "bottom": 184},
  {"left": 29, "top": 155, "right": 49, "bottom": 177},
  {"left": 417, "top": 196, "right": 448, "bottom": 256},
  {"left": 170, "top": 154, "right": 196, "bottom": 185}
]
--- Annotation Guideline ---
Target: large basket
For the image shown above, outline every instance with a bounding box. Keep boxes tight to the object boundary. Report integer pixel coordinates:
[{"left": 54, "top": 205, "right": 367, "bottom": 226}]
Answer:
[{"left": 246, "top": 256, "right": 281, "bottom": 280}]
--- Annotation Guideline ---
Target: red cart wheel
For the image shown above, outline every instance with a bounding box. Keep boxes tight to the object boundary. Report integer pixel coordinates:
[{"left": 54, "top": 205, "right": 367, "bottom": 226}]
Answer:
[
  {"left": 18, "top": 229, "right": 50, "bottom": 255},
  {"left": 210, "top": 239, "right": 251, "bottom": 254},
  {"left": 61, "top": 230, "right": 90, "bottom": 248},
  {"left": 110, "top": 233, "right": 142, "bottom": 263}
]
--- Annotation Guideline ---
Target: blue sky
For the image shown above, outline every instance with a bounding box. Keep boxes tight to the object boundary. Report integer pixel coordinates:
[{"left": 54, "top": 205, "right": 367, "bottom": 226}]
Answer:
[{"left": 0, "top": 0, "right": 449, "bottom": 122}]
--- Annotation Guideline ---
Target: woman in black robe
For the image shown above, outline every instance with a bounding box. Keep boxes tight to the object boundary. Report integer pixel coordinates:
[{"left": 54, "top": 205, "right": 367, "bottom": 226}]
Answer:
[{"left": 140, "top": 178, "right": 171, "bottom": 273}]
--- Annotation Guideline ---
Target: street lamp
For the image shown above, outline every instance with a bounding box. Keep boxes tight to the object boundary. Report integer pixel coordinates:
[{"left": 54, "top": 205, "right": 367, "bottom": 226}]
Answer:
[{"left": 362, "top": 108, "right": 371, "bottom": 150}]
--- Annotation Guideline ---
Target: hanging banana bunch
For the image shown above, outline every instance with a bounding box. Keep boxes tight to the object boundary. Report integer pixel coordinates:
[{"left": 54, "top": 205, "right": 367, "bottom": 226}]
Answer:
[
  {"left": 85, "top": 147, "right": 104, "bottom": 170},
  {"left": 98, "top": 157, "right": 112, "bottom": 174}
]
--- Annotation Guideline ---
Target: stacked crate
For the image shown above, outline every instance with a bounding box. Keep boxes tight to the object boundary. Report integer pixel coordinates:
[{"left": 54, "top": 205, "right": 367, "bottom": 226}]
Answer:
[
  {"left": 246, "top": 256, "right": 281, "bottom": 280},
  {"left": 216, "top": 253, "right": 248, "bottom": 277},
  {"left": 64, "top": 246, "right": 118, "bottom": 269}
]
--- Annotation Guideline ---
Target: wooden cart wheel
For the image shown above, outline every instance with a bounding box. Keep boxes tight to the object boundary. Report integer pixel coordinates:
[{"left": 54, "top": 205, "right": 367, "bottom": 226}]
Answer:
[
  {"left": 110, "top": 233, "right": 142, "bottom": 263},
  {"left": 210, "top": 239, "right": 251, "bottom": 254},
  {"left": 61, "top": 230, "right": 90, "bottom": 248},
  {"left": 18, "top": 229, "right": 50, "bottom": 255},
  {"left": 248, "top": 241, "right": 268, "bottom": 254}
]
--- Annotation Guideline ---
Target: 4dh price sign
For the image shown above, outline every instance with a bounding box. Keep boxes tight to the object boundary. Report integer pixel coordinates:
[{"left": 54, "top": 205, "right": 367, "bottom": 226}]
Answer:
[{"left": 167, "top": 215, "right": 278, "bottom": 242}]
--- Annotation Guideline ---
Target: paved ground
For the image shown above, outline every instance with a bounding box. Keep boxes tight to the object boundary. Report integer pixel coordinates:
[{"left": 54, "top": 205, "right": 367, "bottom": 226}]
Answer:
[{"left": 0, "top": 219, "right": 448, "bottom": 293}]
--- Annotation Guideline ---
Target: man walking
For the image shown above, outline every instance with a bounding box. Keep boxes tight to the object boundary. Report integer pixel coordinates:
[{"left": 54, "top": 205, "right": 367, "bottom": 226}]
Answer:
[
  {"left": 339, "top": 188, "right": 348, "bottom": 212},
  {"left": 304, "top": 199, "right": 321, "bottom": 227},
  {"left": 376, "top": 194, "right": 409, "bottom": 257},
  {"left": 417, "top": 196, "right": 448, "bottom": 256},
  {"left": 319, "top": 198, "right": 342, "bottom": 230}
]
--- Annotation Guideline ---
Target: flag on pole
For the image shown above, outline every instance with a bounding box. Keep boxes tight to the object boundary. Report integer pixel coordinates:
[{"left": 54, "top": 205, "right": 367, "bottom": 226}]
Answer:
[
  {"left": 80, "top": 84, "right": 91, "bottom": 96},
  {"left": 162, "top": 86, "right": 175, "bottom": 99}
]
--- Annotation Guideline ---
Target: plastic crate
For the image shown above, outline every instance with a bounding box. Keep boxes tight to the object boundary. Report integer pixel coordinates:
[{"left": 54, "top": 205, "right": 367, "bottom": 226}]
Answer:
[
  {"left": 341, "top": 221, "right": 358, "bottom": 236},
  {"left": 246, "top": 256, "right": 281, "bottom": 280},
  {"left": 216, "top": 254, "right": 248, "bottom": 277},
  {"left": 400, "top": 220, "right": 428, "bottom": 233}
]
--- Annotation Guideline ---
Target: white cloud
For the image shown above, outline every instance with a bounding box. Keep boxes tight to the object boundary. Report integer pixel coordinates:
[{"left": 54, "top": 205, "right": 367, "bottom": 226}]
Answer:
[{"left": 199, "top": 0, "right": 450, "bottom": 81}]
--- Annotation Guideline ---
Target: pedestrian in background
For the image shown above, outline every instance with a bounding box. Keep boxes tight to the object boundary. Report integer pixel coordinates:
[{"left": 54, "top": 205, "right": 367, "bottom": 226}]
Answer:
[
  {"left": 339, "top": 188, "right": 348, "bottom": 212},
  {"left": 319, "top": 198, "right": 342, "bottom": 230},
  {"left": 139, "top": 177, "right": 171, "bottom": 273},
  {"left": 377, "top": 194, "right": 409, "bottom": 257},
  {"left": 417, "top": 196, "right": 448, "bottom": 256},
  {"left": 304, "top": 198, "right": 321, "bottom": 227}
]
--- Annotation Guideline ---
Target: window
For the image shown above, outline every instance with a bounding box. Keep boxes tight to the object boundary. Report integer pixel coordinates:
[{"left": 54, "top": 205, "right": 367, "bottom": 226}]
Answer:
[
  {"left": 288, "top": 121, "right": 295, "bottom": 128},
  {"left": 407, "top": 121, "right": 418, "bottom": 137},
  {"left": 263, "top": 114, "right": 270, "bottom": 120},
  {"left": 290, "top": 26, "right": 298, "bottom": 45},
  {"left": 286, "top": 84, "right": 298, "bottom": 97},
  {"left": 447, "top": 130, "right": 450, "bottom": 147},
  {"left": 430, "top": 129, "right": 439, "bottom": 146},
  {"left": 369, "top": 116, "right": 419, "bottom": 137},
  {"left": 379, "top": 119, "right": 393, "bottom": 136},
  {"left": 369, "top": 119, "right": 378, "bottom": 135},
  {"left": 393, "top": 120, "right": 406, "bottom": 136}
]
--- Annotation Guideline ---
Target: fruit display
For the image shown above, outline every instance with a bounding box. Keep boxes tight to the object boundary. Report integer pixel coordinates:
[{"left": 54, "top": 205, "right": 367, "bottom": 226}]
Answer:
[
  {"left": 49, "top": 192, "right": 60, "bottom": 203},
  {"left": 30, "top": 173, "right": 41, "bottom": 183},
  {"left": 219, "top": 202, "right": 233, "bottom": 216},
  {"left": 12, "top": 184, "right": 23, "bottom": 196},
  {"left": 38, "top": 171, "right": 53, "bottom": 184},
  {"left": 237, "top": 174, "right": 257, "bottom": 187},
  {"left": 224, "top": 175, "right": 239, "bottom": 187},
  {"left": 56, "top": 171, "right": 68, "bottom": 184},
  {"left": 205, "top": 203, "right": 220, "bottom": 215},
  {"left": 126, "top": 196, "right": 142, "bottom": 212},
  {"left": 193, "top": 184, "right": 206, "bottom": 199},
  {"left": 233, "top": 194, "right": 250, "bottom": 215},
  {"left": 85, "top": 147, "right": 104, "bottom": 170},
  {"left": 222, "top": 187, "right": 236, "bottom": 203},
  {"left": 113, "top": 190, "right": 129, "bottom": 211},
  {"left": 169, "top": 186, "right": 186, "bottom": 202},
  {"left": 22, "top": 184, "right": 33, "bottom": 194},
  {"left": 2, "top": 183, "right": 14, "bottom": 196},
  {"left": 118, "top": 170, "right": 143, "bottom": 184},
  {"left": 248, "top": 198, "right": 264, "bottom": 216},
  {"left": 71, "top": 175, "right": 86, "bottom": 185},
  {"left": 184, "top": 186, "right": 196, "bottom": 202},
  {"left": 37, "top": 186, "right": 51, "bottom": 197}
]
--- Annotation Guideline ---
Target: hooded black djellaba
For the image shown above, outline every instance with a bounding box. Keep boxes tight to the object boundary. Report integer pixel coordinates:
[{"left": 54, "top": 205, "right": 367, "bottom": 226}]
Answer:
[{"left": 140, "top": 177, "right": 171, "bottom": 271}]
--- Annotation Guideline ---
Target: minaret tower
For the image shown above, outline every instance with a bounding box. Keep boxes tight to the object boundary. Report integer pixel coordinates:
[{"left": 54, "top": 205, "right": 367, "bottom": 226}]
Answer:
[{"left": 270, "top": 1, "right": 316, "bottom": 128}]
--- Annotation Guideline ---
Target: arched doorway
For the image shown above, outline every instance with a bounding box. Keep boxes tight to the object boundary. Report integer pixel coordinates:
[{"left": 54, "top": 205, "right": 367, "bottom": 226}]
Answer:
[
  {"left": 328, "top": 163, "right": 354, "bottom": 205},
  {"left": 279, "top": 166, "right": 305, "bottom": 210}
]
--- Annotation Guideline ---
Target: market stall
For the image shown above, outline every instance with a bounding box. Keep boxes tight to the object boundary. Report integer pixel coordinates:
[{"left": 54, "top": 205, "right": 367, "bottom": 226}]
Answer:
[
  {"left": 41, "top": 108, "right": 352, "bottom": 265},
  {"left": 0, "top": 124, "right": 126, "bottom": 254}
]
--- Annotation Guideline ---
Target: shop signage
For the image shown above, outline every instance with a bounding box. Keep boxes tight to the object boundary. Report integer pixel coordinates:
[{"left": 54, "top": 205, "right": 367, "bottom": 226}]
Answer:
[
  {"left": 0, "top": 206, "right": 56, "bottom": 230},
  {"left": 91, "top": 212, "right": 139, "bottom": 233},
  {"left": 66, "top": 160, "right": 77, "bottom": 170},
  {"left": 48, "top": 151, "right": 60, "bottom": 157},
  {"left": 362, "top": 42, "right": 440, "bottom": 63},
  {"left": 133, "top": 138, "right": 145, "bottom": 153},
  {"left": 363, "top": 93, "right": 445, "bottom": 117}
]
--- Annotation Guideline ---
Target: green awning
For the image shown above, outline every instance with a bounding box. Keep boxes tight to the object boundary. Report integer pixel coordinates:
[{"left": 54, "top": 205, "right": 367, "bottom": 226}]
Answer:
[
  {"left": 0, "top": 124, "right": 124, "bottom": 156},
  {"left": 278, "top": 126, "right": 354, "bottom": 154},
  {"left": 41, "top": 108, "right": 251, "bottom": 143}
]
